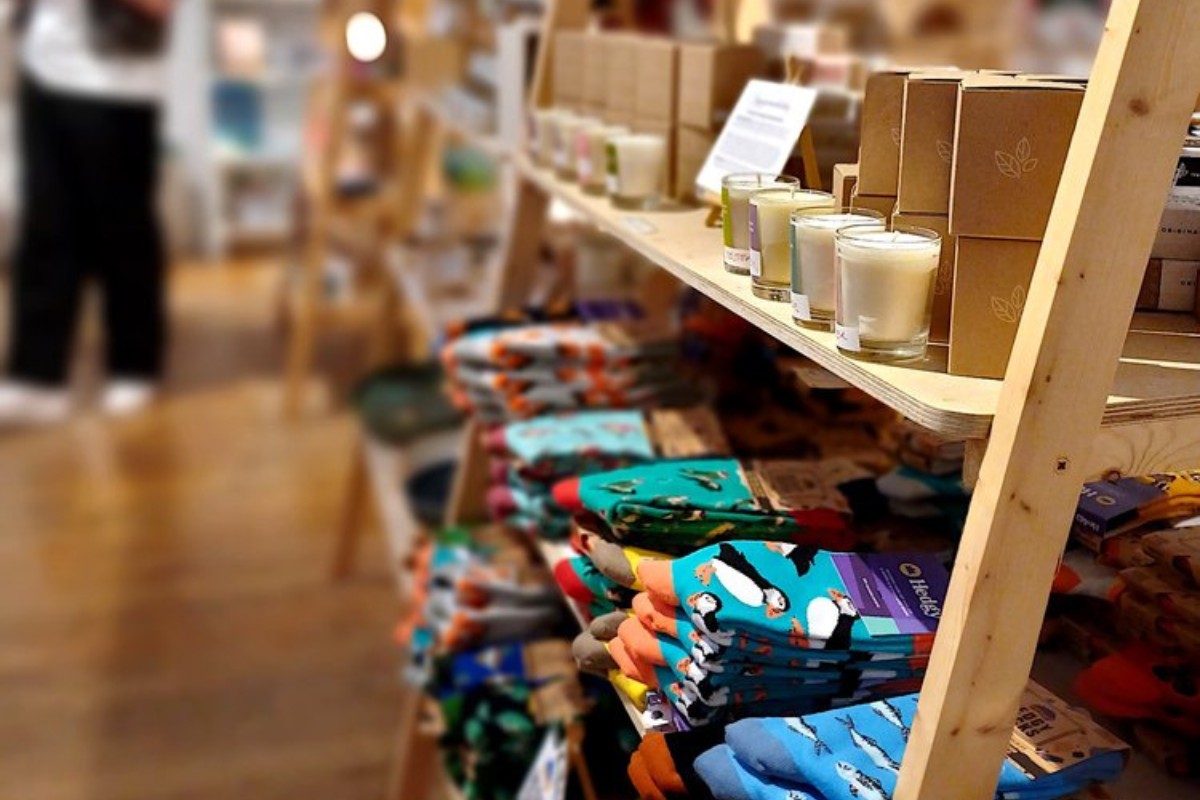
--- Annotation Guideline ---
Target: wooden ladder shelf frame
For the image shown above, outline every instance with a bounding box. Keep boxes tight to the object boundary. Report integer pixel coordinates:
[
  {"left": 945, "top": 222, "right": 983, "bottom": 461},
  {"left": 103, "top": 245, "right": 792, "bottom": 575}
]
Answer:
[{"left": 438, "top": 1, "right": 1200, "bottom": 799}]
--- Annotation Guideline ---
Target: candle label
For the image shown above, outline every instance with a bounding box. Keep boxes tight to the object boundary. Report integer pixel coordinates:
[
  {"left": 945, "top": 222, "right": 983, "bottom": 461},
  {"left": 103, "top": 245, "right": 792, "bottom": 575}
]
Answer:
[
  {"left": 748, "top": 205, "right": 763, "bottom": 278},
  {"left": 835, "top": 324, "right": 861, "bottom": 352},
  {"left": 791, "top": 292, "right": 812, "bottom": 321},
  {"left": 724, "top": 247, "right": 753, "bottom": 270}
]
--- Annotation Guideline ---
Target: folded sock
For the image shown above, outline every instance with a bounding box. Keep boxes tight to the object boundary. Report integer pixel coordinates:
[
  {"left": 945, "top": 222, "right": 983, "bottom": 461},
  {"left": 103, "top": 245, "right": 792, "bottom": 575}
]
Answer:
[
  {"left": 629, "top": 752, "right": 669, "bottom": 800},
  {"left": 590, "top": 610, "right": 632, "bottom": 641},
  {"left": 635, "top": 543, "right": 944, "bottom": 657},
  {"left": 573, "top": 459, "right": 856, "bottom": 553},
  {"left": 553, "top": 555, "right": 636, "bottom": 611},
  {"left": 572, "top": 631, "right": 620, "bottom": 676},
  {"left": 640, "top": 727, "right": 726, "bottom": 798},
  {"left": 694, "top": 745, "right": 821, "bottom": 800}
]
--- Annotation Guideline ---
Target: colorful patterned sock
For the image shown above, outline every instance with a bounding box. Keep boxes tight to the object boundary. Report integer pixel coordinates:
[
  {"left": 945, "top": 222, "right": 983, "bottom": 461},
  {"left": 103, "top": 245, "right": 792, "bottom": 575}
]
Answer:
[
  {"left": 1051, "top": 550, "right": 1122, "bottom": 601},
  {"left": 486, "top": 410, "right": 657, "bottom": 479},
  {"left": 1143, "top": 528, "right": 1200, "bottom": 587},
  {"left": 693, "top": 745, "right": 820, "bottom": 800},
  {"left": 591, "top": 610, "right": 632, "bottom": 641},
  {"left": 721, "top": 686, "right": 1127, "bottom": 800},
  {"left": 636, "top": 543, "right": 945, "bottom": 656},
  {"left": 573, "top": 459, "right": 859, "bottom": 553},
  {"left": 578, "top": 531, "right": 668, "bottom": 590},
  {"left": 553, "top": 555, "right": 636, "bottom": 612},
  {"left": 573, "top": 631, "right": 620, "bottom": 676},
  {"left": 1075, "top": 644, "right": 1200, "bottom": 736}
]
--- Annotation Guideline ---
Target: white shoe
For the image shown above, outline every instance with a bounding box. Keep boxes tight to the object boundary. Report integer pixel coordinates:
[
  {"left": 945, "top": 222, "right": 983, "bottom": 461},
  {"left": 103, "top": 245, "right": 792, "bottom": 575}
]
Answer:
[
  {"left": 0, "top": 382, "right": 72, "bottom": 427},
  {"left": 101, "top": 381, "right": 158, "bottom": 417}
]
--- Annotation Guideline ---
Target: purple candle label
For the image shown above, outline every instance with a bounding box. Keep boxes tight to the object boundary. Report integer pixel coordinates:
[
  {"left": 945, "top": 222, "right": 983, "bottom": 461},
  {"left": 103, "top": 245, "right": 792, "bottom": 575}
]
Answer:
[{"left": 830, "top": 553, "right": 948, "bottom": 636}]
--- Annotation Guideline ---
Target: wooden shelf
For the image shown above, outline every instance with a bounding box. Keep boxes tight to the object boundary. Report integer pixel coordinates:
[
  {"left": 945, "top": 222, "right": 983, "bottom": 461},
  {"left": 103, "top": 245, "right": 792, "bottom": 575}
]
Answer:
[
  {"left": 515, "top": 158, "right": 1200, "bottom": 441},
  {"left": 536, "top": 541, "right": 648, "bottom": 738}
]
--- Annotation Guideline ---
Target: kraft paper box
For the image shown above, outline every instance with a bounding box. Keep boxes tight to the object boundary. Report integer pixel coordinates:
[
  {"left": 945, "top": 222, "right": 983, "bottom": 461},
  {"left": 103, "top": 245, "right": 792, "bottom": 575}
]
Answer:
[
  {"left": 635, "top": 38, "right": 679, "bottom": 123},
  {"left": 949, "top": 77, "right": 1084, "bottom": 241},
  {"left": 949, "top": 237, "right": 1043, "bottom": 379},
  {"left": 582, "top": 35, "right": 611, "bottom": 107},
  {"left": 848, "top": 190, "right": 895, "bottom": 220},
  {"left": 1137, "top": 259, "right": 1200, "bottom": 312},
  {"left": 1152, "top": 195, "right": 1200, "bottom": 260},
  {"left": 606, "top": 34, "right": 642, "bottom": 114},
  {"left": 553, "top": 31, "right": 586, "bottom": 103},
  {"left": 893, "top": 212, "right": 955, "bottom": 344},
  {"left": 897, "top": 72, "right": 963, "bottom": 215},
  {"left": 833, "top": 163, "right": 859, "bottom": 206},
  {"left": 857, "top": 69, "right": 912, "bottom": 196},
  {"left": 677, "top": 42, "right": 765, "bottom": 131},
  {"left": 675, "top": 126, "right": 715, "bottom": 201}
]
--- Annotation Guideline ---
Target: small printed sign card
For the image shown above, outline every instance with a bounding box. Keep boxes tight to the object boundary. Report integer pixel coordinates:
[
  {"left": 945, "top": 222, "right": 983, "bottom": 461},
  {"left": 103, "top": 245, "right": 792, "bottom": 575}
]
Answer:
[
  {"left": 516, "top": 729, "right": 569, "bottom": 800},
  {"left": 695, "top": 80, "right": 821, "bottom": 202}
]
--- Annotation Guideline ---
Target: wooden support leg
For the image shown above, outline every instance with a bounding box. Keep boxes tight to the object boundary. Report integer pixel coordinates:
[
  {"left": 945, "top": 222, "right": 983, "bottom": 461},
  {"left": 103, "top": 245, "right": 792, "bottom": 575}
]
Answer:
[
  {"left": 962, "top": 438, "right": 987, "bottom": 490},
  {"left": 894, "top": 2, "right": 1200, "bottom": 799},
  {"left": 444, "top": 420, "right": 493, "bottom": 527},
  {"left": 489, "top": 177, "right": 551, "bottom": 311},
  {"left": 566, "top": 721, "right": 600, "bottom": 800},
  {"left": 283, "top": 209, "right": 326, "bottom": 419}
]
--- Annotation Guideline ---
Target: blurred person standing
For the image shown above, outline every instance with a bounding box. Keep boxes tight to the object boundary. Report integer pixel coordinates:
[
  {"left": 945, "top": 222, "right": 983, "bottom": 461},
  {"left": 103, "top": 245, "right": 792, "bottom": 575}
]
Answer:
[{"left": 1, "top": 0, "right": 174, "bottom": 425}]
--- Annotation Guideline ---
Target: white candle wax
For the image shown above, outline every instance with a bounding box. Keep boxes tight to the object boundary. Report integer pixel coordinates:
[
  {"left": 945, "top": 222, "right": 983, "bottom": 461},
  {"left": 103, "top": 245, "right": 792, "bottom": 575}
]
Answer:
[
  {"left": 530, "top": 109, "right": 568, "bottom": 166},
  {"left": 577, "top": 125, "right": 628, "bottom": 193},
  {"left": 749, "top": 188, "right": 835, "bottom": 301},
  {"left": 792, "top": 211, "right": 881, "bottom": 324},
  {"left": 836, "top": 229, "right": 941, "bottom": 355},
  {"left": 556, "top": 116, "right": 598, "bottom": 179},
  {"left": 607, "top": 134, "right": 666, "bottom": 209}
]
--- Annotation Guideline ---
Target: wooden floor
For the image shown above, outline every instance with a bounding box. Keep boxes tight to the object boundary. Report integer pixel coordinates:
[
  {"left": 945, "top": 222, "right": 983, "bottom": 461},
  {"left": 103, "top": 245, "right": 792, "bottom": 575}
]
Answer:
[{"left": 0, "top": 262, "right": 401, "bottom": 800}]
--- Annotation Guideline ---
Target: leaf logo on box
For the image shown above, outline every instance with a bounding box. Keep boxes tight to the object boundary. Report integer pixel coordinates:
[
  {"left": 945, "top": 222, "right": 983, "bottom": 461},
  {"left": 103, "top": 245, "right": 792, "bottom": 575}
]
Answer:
[
  {"left": 936, "top": 140, "right": 953, "bottom": 165},
  {"left": 995, "top": 138, "right": 1039, "bottom": 179},
  {"left": 990, "top": 285, "right": 1027, "bottom": 324}
]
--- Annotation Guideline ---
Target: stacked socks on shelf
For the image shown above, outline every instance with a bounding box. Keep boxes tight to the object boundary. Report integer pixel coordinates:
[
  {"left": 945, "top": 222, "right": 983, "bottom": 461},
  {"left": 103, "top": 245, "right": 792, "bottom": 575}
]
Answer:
[
  {"left": 1143, "top": 528, "right": 1200, "bottom": 587},
  {"left": 875, "top": 465, "right": 970, "bottom": 525},
  {"left": 485, "top": 408, "right": 731, "bottom": 541},
  {"left": 553, "top": 554, "right": 637, "bottom": 616},
  {"left": 603, "top": 541, "right": 947, "bottom": 725},
  {"left": 698, "top": 682, "right": 1128, "bottom": 800},
  {"left": 628, "top": 727, "right": 725, "bottom": 799},
  {"left": 558, "top": 458, "right": 870, "bottom": 554}
]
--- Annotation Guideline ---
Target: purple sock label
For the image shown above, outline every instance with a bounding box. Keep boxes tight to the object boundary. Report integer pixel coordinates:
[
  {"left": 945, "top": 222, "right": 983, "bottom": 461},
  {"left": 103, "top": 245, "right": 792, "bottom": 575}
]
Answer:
[{"left": 831, "top": 553, "right": 948, "bottom": 636}]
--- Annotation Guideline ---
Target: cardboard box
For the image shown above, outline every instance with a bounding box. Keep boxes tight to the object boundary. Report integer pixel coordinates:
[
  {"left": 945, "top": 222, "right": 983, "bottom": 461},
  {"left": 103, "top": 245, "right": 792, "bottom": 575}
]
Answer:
[
  {"left": 677, "top": 42, "right": 765, "bottom": 131},
  {"left": 949, "top": 237, "right": 1044, "bottom": 379},
  {"left": 949, "top": 77, "right": 1085, "bottom": 240},
  {"left": 857, "top": 70, "right": 912, "bottom": 196},
  {"left": 675, "top": 125, "right": 715, "bottom": 201},
  {"left": 582, "top": 35, "right": 610, "bottom": 108},
  {"left": 606, "top": 34, "right": 642, "bottom": 114},
  {"left": 404, "top": 36, "right": 464, "bottom": 90},
  {"left": 1153, "top": 199, "right": 1200, "bottom": 260},
  {"left": 893, "top": 212, "right": 955, "bottom": 344},
  {"left": 897, "top": 72, "right": 962, "bottom": 215},
  {"left": 1138, "top": 259, "right": 1200, "bottom": 311},
  {"left": 848, "top": 190, "right": 895, "bottom": 220},
  {"left": 634, "top": 118, "right": 677, "bottom": 200},
  {"left": 833, "top": 163, "right": 859, "bottom": 206},
  {"left": 635, "top": 38, "right": 679, "bottom": 123},
  {"left": 553, "top": 31, "right": 586, "bottom": 104}
]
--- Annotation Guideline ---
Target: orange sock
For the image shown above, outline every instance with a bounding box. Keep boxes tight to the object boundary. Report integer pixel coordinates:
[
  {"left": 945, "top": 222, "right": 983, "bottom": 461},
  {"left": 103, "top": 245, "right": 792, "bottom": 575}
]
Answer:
[
  {"left": 609, "top": 637, "right": 659, "bottom": 686},
  {"left": 637, "top": 559, "right": 677, "bottom": 603},
  {"left": 628, "top": 752, "right": 668, "bottom": 800},
  {"left": 634, "top": 592, "right": 683, "bottom": 639},
  {"left": 619, "top": 617, "right": 670, "bottom": 667}
]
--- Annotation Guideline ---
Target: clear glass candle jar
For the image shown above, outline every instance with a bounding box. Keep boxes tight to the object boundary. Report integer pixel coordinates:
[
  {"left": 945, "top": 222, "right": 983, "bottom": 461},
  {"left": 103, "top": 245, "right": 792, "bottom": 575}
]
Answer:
[
  {"left": 555, "top": 116, "right": 599, "bottom": 181},
  {"left": 530, "top": 108, "right": 568, "bottom": 167},
  {"left": 835, "top": 225, "right": 942, "bottom": 362},
  {"left": 791, "top": 207, "right": 884, "bottom": 330},
  {"left": 576, "top": 124, "right": 628, "bottom": 194},
  {"left": 721, "top": 174, "right": 800, "bottom": 275},
  {"left": 606, "top": 133, "right": 667, "bottom": 210},
  {"left": 749, "top": 187, "right": 836, "bottom": 301}
]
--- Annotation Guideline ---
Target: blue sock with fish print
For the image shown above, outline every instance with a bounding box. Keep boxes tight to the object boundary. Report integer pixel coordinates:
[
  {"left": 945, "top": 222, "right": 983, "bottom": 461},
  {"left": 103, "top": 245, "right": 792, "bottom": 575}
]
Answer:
[
  {"left": 693, "top": 745, "right": 823, "bottom": 800},
  {"left": 720, "top": 693, "right": 1127, "bottom": 800}
]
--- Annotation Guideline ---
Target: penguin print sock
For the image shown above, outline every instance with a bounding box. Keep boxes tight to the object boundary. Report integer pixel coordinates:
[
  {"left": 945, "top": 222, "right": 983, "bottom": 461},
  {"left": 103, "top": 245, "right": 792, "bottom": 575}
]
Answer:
[
  {"left": 693, "top": 745, "right": 821, "bottom": 800},
  {"left": 578, "top": 530, "right": 667, "bottom": 590}
]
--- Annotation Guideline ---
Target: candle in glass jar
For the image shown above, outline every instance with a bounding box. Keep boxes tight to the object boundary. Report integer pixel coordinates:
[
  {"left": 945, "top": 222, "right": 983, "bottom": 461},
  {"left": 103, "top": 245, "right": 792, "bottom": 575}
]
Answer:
[
  {"left": 576, "top": 124, "right": 628, "bottom": 194},
  {"left": 749, "top": 188, "right": 835, "bottom": 301},
  {"left": 835, "top": 225, "right": 942, "bottom": 362},
  {"left": 555, "top": 116, "right": 599, "bottom": 180},
  {"left": 721, "top": 174, "right": 799, "bottom": 275},
  {"left": 607, "top": 134, "right": 667, "bottom": 210},
  {"left": 530, "top": 108, "right": 568, "bottom": 167},
  {"left": 791, "top": 207, "right": 883, "bottom": 330}
]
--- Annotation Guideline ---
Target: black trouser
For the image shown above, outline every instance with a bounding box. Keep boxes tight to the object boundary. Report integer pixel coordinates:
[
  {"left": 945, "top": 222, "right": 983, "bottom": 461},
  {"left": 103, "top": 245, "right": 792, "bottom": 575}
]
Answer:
[{"left": 8, "top": 73, "right": 165, "bottom": 386}]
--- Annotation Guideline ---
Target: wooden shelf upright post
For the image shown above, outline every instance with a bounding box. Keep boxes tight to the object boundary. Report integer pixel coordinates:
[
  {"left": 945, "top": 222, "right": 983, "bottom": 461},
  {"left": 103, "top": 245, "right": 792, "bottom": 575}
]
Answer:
[{"left": 894, "top": 1, "right": 1200, "bottom": 798}]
